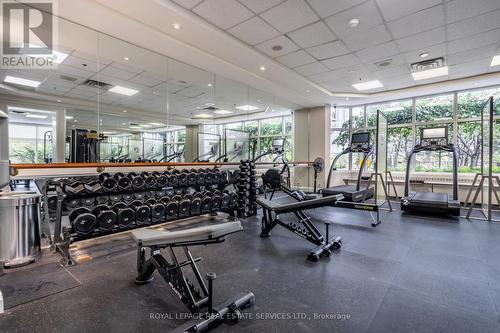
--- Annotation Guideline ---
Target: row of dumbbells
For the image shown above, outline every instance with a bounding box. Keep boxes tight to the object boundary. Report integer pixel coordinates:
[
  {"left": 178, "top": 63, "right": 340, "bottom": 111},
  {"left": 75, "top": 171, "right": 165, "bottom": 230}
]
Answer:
[
  {"left": 69, "top": 190, "right": 239, "bottom": 236},
  {"left": 237, "top": 160, "right": 258, "bottom": 217},
  {"left": 61, "top": 168, "right": 230, "bottom": 195}
]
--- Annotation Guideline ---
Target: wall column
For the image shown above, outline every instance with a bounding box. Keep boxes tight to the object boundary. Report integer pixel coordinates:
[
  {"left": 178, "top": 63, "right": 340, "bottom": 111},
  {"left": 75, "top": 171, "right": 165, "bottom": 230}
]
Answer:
[
  {"left": 54, "top": 108, "right": 67, "bottom": 162},
  {"left": 184, "top": 125, "right": 199, "bottom": 162},
  {"left": 293, "top": 105, "right": 330, "bottom": 191},
  {"left": 0, "top": 103, "right": 9, "bottom": 189}
]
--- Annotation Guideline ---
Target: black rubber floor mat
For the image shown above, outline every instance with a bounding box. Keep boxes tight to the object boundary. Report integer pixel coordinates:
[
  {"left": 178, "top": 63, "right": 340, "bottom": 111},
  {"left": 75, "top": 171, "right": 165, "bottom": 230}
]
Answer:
[{"left": 0, "top": 262, "right": 81, "bottom": 309}]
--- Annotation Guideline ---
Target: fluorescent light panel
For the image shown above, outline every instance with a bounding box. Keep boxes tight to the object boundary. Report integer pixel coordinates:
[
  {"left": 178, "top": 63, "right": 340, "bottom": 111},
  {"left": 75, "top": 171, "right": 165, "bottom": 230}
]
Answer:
[
  {"left": 194, "top": 113, "right": 213, "bottom": 118},
  {"left": 4, "top": 75, "right": 41, "bottom": 87},
  {"left": 214, "top": 110, "right": 233, "bottom": 115},
  {"left": 411, "top": 66, "right": 448, "bottom": 81},
  {"left": 109, "top": 86, "right": 139, "bottom": 96},
  {"left": 149, "top": 122, "right": 165, "bottom": 126},
  {"left": 235, "top": 105, "right": 259, "bottom": 111},
  {"left": 491, "top": 55, "right": 500, "bottom": 67},
  {"left": 65, "top": 116, "right": 74, "bottom": 120},
  {"left": 25, "top": 114, "right": 48, "bottom": 119},
  {"left": 352, "top": 80, "right": 383, "bottom": 91}
]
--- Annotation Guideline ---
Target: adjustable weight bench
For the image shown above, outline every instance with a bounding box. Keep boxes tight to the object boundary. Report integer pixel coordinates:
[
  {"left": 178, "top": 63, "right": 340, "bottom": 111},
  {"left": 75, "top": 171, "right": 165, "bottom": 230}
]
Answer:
[
  {"left": 132, "top": 221, "right": 254, "bottom": 333},
  {"left": 256, "top": 195, "right": 343, "bottom": 262}
]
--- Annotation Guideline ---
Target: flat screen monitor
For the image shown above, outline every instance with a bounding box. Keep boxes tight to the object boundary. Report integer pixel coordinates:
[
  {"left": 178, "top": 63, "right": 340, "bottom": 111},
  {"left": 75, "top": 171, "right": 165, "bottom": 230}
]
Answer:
[
  {"left": 421, "top": 127, "right": 447, "bottom": 140},
  {"left": 351, "top": 132, "right": 370, "bottom": 144},
  {"left": 272, "top": 139, "right": 284, "bottom": 149}
]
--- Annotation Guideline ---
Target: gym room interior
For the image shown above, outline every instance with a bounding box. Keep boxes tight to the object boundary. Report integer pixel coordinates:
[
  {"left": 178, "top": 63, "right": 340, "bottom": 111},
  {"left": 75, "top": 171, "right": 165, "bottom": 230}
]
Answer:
[{"left": 1, "top": 0, "right": 500, "bottom": 332}]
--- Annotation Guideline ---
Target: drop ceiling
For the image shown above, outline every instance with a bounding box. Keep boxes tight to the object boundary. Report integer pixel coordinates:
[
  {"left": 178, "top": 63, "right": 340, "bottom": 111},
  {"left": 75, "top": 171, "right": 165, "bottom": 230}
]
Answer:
[{"left": 173, "top": 0, "right": 500, "bottom": 93}]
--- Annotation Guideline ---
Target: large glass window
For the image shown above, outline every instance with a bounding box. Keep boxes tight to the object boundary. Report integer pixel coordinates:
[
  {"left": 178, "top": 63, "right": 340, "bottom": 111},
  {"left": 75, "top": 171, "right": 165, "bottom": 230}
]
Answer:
[
  {"left": 367, "top": 100, "right": 412, "bottom": 126},
  {"left": 260, "top": 117, "right": 283, "bottom": 136},
  {"left": 458, "top": 87, "right": 500, "bottom": 119},
  {"left": 387, "top": 127, "right": 412, "bottom": 171},
  {"left": 416, "top": 94, "right": 453, "bottom": 123},
  {"left": 9, "top": 123, "right": 53, "bottom": 163}
]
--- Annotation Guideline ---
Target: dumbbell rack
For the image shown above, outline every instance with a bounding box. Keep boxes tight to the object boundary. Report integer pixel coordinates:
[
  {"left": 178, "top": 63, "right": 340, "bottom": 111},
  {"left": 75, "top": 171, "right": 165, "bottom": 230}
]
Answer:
[
  {"left": 38, "top": 168, "right": 241, "bottom": 266},
  {"left": 236, "top": 160, "right": 258, "bottom": 218}
]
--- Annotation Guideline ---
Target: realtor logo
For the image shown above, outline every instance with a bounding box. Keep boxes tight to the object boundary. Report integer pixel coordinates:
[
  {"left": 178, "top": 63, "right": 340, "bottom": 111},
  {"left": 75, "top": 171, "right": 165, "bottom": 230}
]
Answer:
[{"left": 1, "top": 0, "right": 58, "bottom": 69}]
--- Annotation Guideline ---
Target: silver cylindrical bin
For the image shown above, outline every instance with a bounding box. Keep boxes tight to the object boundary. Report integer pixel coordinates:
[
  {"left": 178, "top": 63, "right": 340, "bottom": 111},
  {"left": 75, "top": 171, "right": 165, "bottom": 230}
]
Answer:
[{"left": 0, "top": 192, "right": 42, "bottom": 267}]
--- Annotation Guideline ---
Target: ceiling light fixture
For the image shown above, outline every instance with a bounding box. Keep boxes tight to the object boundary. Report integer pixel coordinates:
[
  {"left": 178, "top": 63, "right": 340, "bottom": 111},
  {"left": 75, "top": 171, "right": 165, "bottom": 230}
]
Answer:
[
  {"left": 194, "top": 113, "right": 213, "bottom": 118},
  {"left": 173, "top": 23, "right": 181, "bottom": 30},
  {"left": 196, "top": 106, "right": 201, "bottom": 109},
  {"left": 349, "top": 18, "right": 360, "bottom": 28},
  {"left": 130, "top": 126, "right": 142, "bottom": 130},
  {"left": 352, "top": 80, "right": 383, "bottom": 91},
  {"left": 419, "top": 52, "right": 429, "bottom": 58},
  {"left": 305, "top": 89, "right": 310, "bottom": 92},
  {"left": 65, "top": 116, "right": 74, "bottom": 120},
  {"left": 25, "top": 114, "right": 48, "bottom": 119},
  {"left": 207, "top": 83, "right": 212, "bottom": 87},
  {"left": 345, "top": 97, "right": 350, "bottom": 101},
  {"left": 124, "top": 57, "right": 130, "bottom": 61},
  {"left": 139, "top": 124, "right": 152, "bottom": 128},
  {"left": 491, "top": 55, "right": 500, "bottom": 67},
  {"left": 260, "top": 65, "right": 266, "bottom": 71},
  {"left": 4, "top": 75, "right": 41, "bottom": 88},
  {"left": 149, "top": 122, "right": 164, "bottom": 126},
  {"left": 123, "top": 109, "right": 127, "bottom": 113},
  {"left": 411, "top": 66, "right": 448, "bottom": 80},
  {"left": 214, "top": 110, "right": 233, "bottom": 115},
  {"left": 236, "top": 105, "right": 259, "bottom": 111},
  {"left": 109, "top": 86, "right": 139, "bottom": 96},
  {"left": 204, "top": 103, "right": 214, "bottom": 107},
  {"left": 57, "top": 99, "right": 62, "bottom": 103}
]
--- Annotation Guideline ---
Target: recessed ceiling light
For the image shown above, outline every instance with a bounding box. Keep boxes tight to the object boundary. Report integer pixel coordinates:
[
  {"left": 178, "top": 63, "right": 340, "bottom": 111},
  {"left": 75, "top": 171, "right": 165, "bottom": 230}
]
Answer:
[
  {"left": 153, "top": 91, "right": 159, "bottom": 95},
  {"left": 196, "top": 106, "right": 201, "bottom": 109},
  {"left": 207, "top": 83, "right": 212, "bottom": 87},
  {"left": 65, "top": 116, "right": 74, "bottom": 120},
  {"left": 124, "top": 57, "right": 130, "bottom": 61},
  {"left": 271, "top": 45, "right": 282, "bottom": 51},
  {"left": 345, "top": 97, "right": 350, "bottom": 101},
  {"left": 473, "top": 82, "right": 480, "bottom": 86},
  {"left": 109, "top": 86, "right": 139, "bottom": 96},
  {"left": 25, "top": 114, "right": 48, "bottom": 119},
  {"left": 122, "top": 122, "right": 126, "bottom": 125},
  {"left": 149, "top": 122, "right": 164, "bottom": 126},
  {"left": 4, "top": 75, "right": 41, "bottom": 88},
  {"left": 139, "top": 124, "right": 152, "bottom": 128},
  {"left": 236, "top": 105, "right": 259, "bottom": 111},
  {"left": 352, "top": 80, "right": 383, "bottom": 91},
  {"left": 491, "top": 55, "right": 500, "bottom": 67},
  {"left": 123, "top": 109, "right": 127, "bottom": 113},
  {"left": 411, "top": 66, "right": 448, "bottom": 80},
  {"left": 74, "top": 120, "right": 78, "bottom": 123},
  {"left": 204, "top": 103, "right": 214, "bottom": 107},
  {"left": 349, "top": 18, "right": 360, "bottom": 28},
  {"left": 306, "top": 89, "right": 311, "bottom": 92},
  {"left": 57, "top": 99, "right": 62, "bottom": 103},
  {"left": 173, "top": 23, "right": 181, "bottom": 30},
  {"left": 257, "top": 99, "right": 261, "bottom": 102},
  {"left": 419, "top": 52, "right": 429, "bottom": 58},
  {"left": 130, "top": 126, "right": 141, "bottom": 129},
  {"left": 194, "top": 113, "right": 213, "bottom": 118},
  {"left": 260, "top": 65, "right": 266, "bottom": 71},
  {"left": 214, "top": 110, "right": 233, "bottom": 115}
]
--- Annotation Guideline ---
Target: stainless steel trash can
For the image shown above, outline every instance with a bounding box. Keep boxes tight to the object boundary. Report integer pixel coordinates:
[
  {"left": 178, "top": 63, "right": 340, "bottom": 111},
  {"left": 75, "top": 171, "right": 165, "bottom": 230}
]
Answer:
[{"left": 0, "top": 192, "right": 42, "bottom": 267}]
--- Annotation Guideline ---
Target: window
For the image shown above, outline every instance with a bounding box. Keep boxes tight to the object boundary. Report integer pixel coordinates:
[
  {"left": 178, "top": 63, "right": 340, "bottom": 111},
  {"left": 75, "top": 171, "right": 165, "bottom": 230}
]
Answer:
[
  {"left": 416, "top": 94, "right": 453, "bottom": 123},
  {"left": 352, "top": 106, "right": 365, "bottom": 128},
  {"left": 331, "top": 107, "right": 349, "bottom": 129},
  {"left": 225, "top": 122, "right": 243, "bottom": 130},
  {"left": 458, "top": 87, "right": 500, "bottom": 119},
  {"left": 330, "top": 131, "right": 348, "bottom": 170},
  {"left": 387, "top": 127, "right": 412, "bottom": 171},
  {"left": 260, "top": 117, "right": 283, "bottom": 136},
  {"left": 9, "top": 123, "right": 53, "bottom": 163},
  {"left": 457, "top": 122, "right": 481, "bottom": 173},
  {"left": 243, "top": 121, "right": 258, "bottom": 137},
  {"left": 367, "top": 100, "right": 412, "bottom": 126}
]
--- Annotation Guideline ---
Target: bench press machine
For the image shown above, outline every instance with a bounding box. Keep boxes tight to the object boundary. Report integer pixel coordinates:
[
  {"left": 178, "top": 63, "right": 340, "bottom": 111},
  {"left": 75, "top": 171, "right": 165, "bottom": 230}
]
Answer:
[
  {"left": 132, "top": 221, "right": 254, "bottom": 333},
  {"left": 256, "top": 195, "right": 343, "bottom": 262}
]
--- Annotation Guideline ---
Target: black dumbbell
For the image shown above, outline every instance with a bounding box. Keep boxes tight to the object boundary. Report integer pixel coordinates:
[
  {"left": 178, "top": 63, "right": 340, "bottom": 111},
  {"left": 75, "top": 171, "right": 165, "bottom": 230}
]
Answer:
[
  {"left": 190, "top": 192, "right": 202, "bottom": 214},
  {"left": 81, "top": 197, "right": 95, "bottom": 206},
  {"left": 134, "top": 192, "right": 146, "bottom": 201},
  {"left": 221, "top": 191, "right": 230, "bottom": 209},
  {"left": 99, "top": 173, "right": 118, "bottom": 192},
  {"left": 64, "top": 197, "right": 81, "bottom": 210},
  {"left": 145, "top": 198, "right": 166, "bottom": 220},
  {"left": 109, "top": 194, "right": 123, "bottom": 204},
  {"left": 171, "top": 169, "right": 181, "bottom": 174},
  {"left": 62, "top": 181, "right": 85, "bottom": 195},
  {"left": 229, "top": 193, "right": 239, "bottom": 207},
  {"left": 111, "top": 202, "right": 135, "bottom": 227},
  {"left": 69, "top": 207, "right": 97, "bottom": 235},
  {"left": 145, "top": 190, "right": 156, "bottom": 199},
  {"left": 211, "top": 190, "right": 222, "bottom": 211},
  {"left": 84, "top": 180, "right": 102, "bottom": 194},
  {"left": 92, "top": 204, "right": 117, "bottom": 230},
  {"left": 114, "top": 172, "right": 132, "bottom": 191},
  {"left": 161, "top": 197, "right": 179, "bottom": 218},
  {"left": 204, "top": 172, "right": 214, "bottom": 185},
  {"left": 178, "top": 195, "right": 191, "bottom": 217},
  {"left": 129, "top": 200, "right": 151, "bottom": 225},
  {"left": 178, "top": 171, "right": 188, "bottom": 186},
  {"left": 141, "top": 172, "right": 158, "bottom": 189},
  {"left": 128, "top": 172, "right": 145, "bottom": 190},
  {"left": 48, "top": 195, "right": 58, "bottom": 212},
  {"left": 201, "top": 191, "right": 213, "bottom": 213},
  {"left": 96, "top": 195, "right": 109, "bottom": 205},
  {"left": 122, "top": 193, "right": 134, "bottom": 203},
  {"left": 188, "top": 171, "right": 198, "bottom": 186},
  {"left": 167, "top": 172, "right": 179, "bottom": 187},
  {"left": 152, "top": 171, "right": 168, "bottom": 188},
  {"left": 211, "top": 171, "right": 221, "bottom": 184}
]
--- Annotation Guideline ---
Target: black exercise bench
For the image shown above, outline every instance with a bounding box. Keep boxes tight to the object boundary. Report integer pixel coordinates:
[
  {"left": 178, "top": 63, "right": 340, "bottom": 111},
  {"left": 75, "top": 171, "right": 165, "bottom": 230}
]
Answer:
[
  {"left": 132, "top": 221, "right": 254, "bottom": 333},
  {"left": 256, "top": 195, "right": 343, "bottom": 262}
]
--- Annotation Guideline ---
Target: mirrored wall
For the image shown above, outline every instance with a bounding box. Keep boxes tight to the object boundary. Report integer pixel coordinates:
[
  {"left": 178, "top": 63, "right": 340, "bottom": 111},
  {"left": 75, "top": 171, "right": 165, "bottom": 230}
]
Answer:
[{"left": 0, "top": 13, "right": 300, "bottom": 164}]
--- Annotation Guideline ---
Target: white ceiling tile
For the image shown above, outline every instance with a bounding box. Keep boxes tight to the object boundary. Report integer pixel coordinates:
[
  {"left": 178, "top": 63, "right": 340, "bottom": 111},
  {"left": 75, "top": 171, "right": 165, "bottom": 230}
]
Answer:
[
  {"left": 255, "top": 35, "right": 300, "bottom": 57},
  {"left": 446, "top": 10, "right": 500, "bottom": 40},
  {"left": 276, "top": 50, "right": 316, "bottom": 67},
  {"left": 36, "top": 88, "right": 66, "bottom": 96},
  {"left": 193, "top": 0, "right": 253, "bottom": 30},
  {"left": 56, "top": 64, "right": 94, "bottom": 79},
  {"left": 447, "top": 28, "right": 500, "bottom": 55},
  {"left": 287, "top": 21, "right": 336, "bottom": 48},
  {"left": 373, "top": 64, "right": 410, "bottom": 79},
  {"left": 447, "top": 44, "right": 498, "bottom": 66},
  {"left": 364, "top": 54, "right": 407, "bottom": 71},
  {"left": 387, "top": 5, "right": 444, "bottom": 39},
  {"left": 293, "top": 61, "right": 329, "bottom": 75},
  {"left": 227, "top": 16, "right": 280, "bottom": 45},
  {"left": 321, "top": 78, "right": 352, "bottom": 92},
  {"left": 129, "top": 74, "right": 163, "bottom": 87},
  {"left": 110, "top": 61, "right": 144, "bottom": 74},
  {"left": 238, "top": 0, "right": 284, "bottom": 13},
  {"left": 306, "top": 0, "right": 367, "bottom": 19},
  {"left": 172, "top": 0, "right": 203, "bottom": 9},
  {"left": 355, "top": 41, "right": 399, "bottom": 63},
  {"left": 328, "top": 64, "right": 371, "bottom": 80},
  {"left": 321, "top": 54, "right": 360, "bottom": 70},
  {"left": 307, "top": 70, "right": 338, "bottom": 83},
  {"left": 260, "top": 0, "right": 318, "bottom": 34},
  {"left": 342, "top": 25, "right": 391, "bottom": 52},
  {"left": 395, "top": 27, "right": 446, "bottom": 52},
  {"left": 402, "top": 43, "right": 446, "bottom": 64},
  {"left": 325, "top": 1, "right": 383, "bottom": 38},
  {"left": 306, "top": 41, "right": 350, "bottom": 60},
  {"left": 100, "top": 66, "right": 137, "bottom": 80},
  {"left": 445, "top": 0, "right": 500, "bottom": 24},
  {"left": 64, "top": 55, "right": 98, "bottom": 73},
  {"left": 376, "top": 0, "right": 441, "bottom": 21}
]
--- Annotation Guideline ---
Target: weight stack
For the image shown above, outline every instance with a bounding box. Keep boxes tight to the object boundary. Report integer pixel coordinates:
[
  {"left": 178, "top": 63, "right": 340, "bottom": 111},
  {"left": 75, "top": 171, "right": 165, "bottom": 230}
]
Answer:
[{"left": 237, "top": 160, "right": 258, "bottom": 218}]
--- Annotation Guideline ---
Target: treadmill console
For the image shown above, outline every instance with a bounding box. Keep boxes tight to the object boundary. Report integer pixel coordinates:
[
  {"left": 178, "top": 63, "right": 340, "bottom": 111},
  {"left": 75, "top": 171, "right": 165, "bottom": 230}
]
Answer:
[
  {"left": 420, "top": 127, "right": 448, "bottom": 150},
  {"left": 350, "top": 132, "right": 370, "bottom": 152},
  {"left": 271, "top": 138, "right": 285, "bottom": 153}
]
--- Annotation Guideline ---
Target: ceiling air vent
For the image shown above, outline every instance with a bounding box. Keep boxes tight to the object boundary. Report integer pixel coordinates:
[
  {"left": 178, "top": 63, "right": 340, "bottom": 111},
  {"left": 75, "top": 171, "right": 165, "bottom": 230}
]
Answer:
[
  {"left": 411, "top": 57, "right": 445, "bottom": 72},
  {"left": 375, "top": 59, "right": 392, "bottom": 68},
  {"left": 203, "top": 106, "right": 219, "bottom": 111},
  {"left": 83, "top": 79, "right": 112, "bottom": 89},
  {"left": 59, "top": 75, "right": 78, "bottom": 82}
]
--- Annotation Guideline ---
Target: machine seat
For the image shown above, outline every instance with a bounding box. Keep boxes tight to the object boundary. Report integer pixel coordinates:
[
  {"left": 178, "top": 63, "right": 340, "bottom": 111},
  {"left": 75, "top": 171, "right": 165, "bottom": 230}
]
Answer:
[
  {"left": 131, "top": 222, "right": 242, "bottom": 246},
  {"left": 256, "top": 194, "right": 343, "bottom": 214}
]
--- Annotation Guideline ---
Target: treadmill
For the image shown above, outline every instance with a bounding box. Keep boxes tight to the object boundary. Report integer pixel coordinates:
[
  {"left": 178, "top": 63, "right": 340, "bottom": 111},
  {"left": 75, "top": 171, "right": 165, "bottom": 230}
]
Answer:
[
  {"left": 322, "top": 132, "right": 374, "bottom": 202},
  {"left": 400, "top": 127, "right": 460, "bottom": 216}
]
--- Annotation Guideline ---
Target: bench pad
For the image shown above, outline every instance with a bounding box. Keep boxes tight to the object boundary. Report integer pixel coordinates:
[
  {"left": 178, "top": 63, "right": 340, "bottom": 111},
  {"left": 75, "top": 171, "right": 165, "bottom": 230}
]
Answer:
[
  {"left": 256, "top": 194, "right": 343, "bottom": 214},
  {"left": 132, "top": 221, "right": 242, "bottom": 246}
]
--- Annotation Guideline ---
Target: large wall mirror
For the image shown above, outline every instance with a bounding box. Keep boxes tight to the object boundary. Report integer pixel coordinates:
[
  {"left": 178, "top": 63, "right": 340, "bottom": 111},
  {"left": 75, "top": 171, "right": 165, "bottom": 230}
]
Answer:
[{"left": 0, "top": 13, "right": 298, "bottom": 165}]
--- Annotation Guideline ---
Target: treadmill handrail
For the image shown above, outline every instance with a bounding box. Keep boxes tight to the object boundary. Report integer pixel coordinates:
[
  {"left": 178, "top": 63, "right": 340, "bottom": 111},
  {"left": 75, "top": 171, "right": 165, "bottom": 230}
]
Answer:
[
  {"left": 403, "top": 144, "right": 458, "bottom": 200},
  {"left": 326, "top": 147, "right": 373, "bottom": 190}
]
